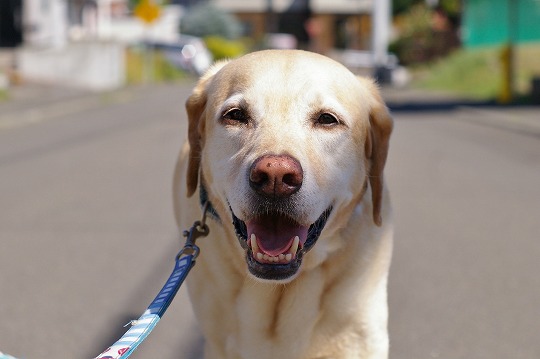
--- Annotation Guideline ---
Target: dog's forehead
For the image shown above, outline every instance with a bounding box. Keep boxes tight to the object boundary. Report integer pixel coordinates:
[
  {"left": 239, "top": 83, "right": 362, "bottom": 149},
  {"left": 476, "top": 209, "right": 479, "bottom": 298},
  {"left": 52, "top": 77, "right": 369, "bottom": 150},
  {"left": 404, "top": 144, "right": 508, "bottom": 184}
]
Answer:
[{"left": 214, "top": 50, "right": 364, "bottom": 104}]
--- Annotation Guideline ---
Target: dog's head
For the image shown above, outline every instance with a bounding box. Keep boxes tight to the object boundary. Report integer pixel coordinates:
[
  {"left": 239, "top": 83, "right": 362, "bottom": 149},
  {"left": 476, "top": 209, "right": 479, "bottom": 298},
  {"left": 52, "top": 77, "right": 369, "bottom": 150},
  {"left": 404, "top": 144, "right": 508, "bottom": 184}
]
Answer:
[{"left": 184, "top": 50, "right": 392, "bottom": 282}]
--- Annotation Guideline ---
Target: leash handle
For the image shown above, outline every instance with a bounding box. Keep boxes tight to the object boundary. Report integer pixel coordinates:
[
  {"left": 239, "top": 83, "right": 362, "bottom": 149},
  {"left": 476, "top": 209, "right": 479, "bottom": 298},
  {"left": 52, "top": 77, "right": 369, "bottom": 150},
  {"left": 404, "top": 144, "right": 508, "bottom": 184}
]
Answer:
[{"left": 94, "top": 211, "right": 210, "bottom": 359}]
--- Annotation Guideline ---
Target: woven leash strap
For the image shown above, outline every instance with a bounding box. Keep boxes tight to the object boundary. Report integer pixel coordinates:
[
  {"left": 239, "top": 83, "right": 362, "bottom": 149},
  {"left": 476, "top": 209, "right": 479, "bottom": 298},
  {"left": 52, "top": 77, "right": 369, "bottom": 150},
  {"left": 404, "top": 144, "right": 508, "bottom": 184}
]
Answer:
[
  {"left": 94, "top": 253, "right": 196, "bottom": 359},
  {"left": 94, "top": 211, "right": 209, "bottom": 359}
]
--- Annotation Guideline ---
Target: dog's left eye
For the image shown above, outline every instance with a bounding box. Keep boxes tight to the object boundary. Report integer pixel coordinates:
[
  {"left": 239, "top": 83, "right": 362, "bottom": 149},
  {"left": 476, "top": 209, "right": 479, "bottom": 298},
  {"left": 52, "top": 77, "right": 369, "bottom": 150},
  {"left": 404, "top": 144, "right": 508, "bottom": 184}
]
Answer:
[
  {"left": 222, "top": 108, "right": 249, "bottom": 125},
  {"left": 315, "top": 113, "right": 340, "bottom": 127}
]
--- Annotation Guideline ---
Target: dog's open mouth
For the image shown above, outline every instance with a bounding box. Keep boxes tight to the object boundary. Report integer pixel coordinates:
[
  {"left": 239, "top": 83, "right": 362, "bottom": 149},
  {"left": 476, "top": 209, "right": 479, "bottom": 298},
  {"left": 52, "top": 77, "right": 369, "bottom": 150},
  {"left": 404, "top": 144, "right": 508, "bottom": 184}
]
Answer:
[{"left": 232, "top": 207, "right": 332, "bottom": 280}]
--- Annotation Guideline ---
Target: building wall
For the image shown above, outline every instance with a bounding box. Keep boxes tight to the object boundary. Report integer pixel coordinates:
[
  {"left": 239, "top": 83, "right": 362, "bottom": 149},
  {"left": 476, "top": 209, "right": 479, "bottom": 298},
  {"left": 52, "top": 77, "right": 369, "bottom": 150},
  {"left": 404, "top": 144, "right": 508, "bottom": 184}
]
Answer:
[
  {"left": 18, "top": 41, "right": 125, "bottom": 90},
  {"left": 214, "top": 0, "right": 373, "bottom": 52},
  {"left": 24, "top": 0, "right": 69, "bottom": 48},
  {"left": 214, "top": 0, "right": 372, "bottom": 14},
  {"left": 464, "top": 0, "right": 540, "bottom": 47}
]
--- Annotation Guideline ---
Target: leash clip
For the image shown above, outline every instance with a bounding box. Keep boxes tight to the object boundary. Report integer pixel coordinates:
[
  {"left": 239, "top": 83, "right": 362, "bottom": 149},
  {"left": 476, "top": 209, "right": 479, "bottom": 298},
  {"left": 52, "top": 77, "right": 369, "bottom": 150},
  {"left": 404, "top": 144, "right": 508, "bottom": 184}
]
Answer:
[{"left": 178, "top": 202, "right": 210, "bottom": 259}]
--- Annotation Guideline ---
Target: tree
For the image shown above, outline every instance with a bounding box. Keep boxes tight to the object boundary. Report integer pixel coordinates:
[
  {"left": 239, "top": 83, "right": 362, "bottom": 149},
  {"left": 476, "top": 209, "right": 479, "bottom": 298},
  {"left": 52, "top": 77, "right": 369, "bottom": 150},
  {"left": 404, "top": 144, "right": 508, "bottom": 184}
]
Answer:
[
  {"left": 180, "top": 3, "right": 242, "bottom": 40},
  {"left": 393, "top": 0, "right": 423, "bottom": 15}
]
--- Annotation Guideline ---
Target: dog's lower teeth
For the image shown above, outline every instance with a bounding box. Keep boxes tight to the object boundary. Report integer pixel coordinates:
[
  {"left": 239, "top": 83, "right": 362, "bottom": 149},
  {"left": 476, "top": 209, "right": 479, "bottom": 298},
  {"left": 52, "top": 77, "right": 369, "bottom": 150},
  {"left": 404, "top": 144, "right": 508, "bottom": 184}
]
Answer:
[{"left": 250, "top": 233, "right": 299, "bottom": 264}]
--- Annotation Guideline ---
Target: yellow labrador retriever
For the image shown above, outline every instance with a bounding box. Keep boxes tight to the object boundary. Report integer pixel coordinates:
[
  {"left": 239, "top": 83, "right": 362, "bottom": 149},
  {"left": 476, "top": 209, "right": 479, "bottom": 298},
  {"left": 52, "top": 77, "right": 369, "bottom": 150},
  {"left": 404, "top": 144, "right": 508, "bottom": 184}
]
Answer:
[{"left": 173, "top": 50, "right": 393, "bottom": 359}]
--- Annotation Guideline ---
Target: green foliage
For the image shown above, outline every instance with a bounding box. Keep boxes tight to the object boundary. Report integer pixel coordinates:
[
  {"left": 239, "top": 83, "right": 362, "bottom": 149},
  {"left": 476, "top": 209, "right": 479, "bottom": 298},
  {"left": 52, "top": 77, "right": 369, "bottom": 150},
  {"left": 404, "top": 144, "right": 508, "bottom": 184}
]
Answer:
[
  {"left": 393, "top": 0, "right": 460, "bottom": 16},
  {"left": 128, "top": 0, "right": 169, "bottom": 10},
  {"left": 204, "top": 36, "right": 247, "bottom": 60},
  {"left": 393, "top": 0, "right": 422, "bottom": 15},
  {"left": 414, "top": 47, "right": 502, "bottom": 99},
  {"left": 128, "top": 0, "right": 139, "bottom": 10},
  {"left": 413, "top": 44, "right": 540, "bottom": 100},
  {"left": 180, "top": 3, "right": 242, "bottom": 40},
  {"left": 395, "top": 3, "right": 432, "bottom": 37},
  {"left": 439, "top": 0, "right": 461, "bottom": 17},
  {"left": 390, "top": 4, "right": 436, "bottom": 64},
  {"left": 390, "top": 3, "right": 459, "bottom": 65},
  {"left": 126, "top": 47, "right": 186, "bottom": 84}
]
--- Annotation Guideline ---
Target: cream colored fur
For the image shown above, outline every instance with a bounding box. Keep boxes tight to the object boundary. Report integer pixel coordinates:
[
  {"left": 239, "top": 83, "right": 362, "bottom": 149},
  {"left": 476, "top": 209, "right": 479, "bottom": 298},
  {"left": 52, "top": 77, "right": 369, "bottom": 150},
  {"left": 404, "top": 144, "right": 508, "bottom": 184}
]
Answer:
[{"left": 173, "top": 50, "right": 393, "bottom": 359}]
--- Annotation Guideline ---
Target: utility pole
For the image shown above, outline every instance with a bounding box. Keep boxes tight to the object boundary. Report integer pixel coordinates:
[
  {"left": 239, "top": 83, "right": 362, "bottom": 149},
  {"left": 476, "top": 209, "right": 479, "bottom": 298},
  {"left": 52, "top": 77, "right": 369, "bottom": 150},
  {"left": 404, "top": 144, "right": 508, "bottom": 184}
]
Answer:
[
  {"left": 266, "top": 0, "right": 276, "bottom": 34},
  {"left": 372, "top": 0, "right": 391, "bottom": 83},
  {"left": 499, "top": 0, "right": 517, "bottom": 104}
]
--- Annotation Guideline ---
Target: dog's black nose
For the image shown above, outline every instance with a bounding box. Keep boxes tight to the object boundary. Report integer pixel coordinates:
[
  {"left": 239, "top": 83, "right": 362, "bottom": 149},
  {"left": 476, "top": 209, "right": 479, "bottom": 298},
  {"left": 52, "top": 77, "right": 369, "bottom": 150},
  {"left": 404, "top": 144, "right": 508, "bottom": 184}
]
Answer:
[{"left": 249, "top": 155, "right": 303, "bottom": 198}]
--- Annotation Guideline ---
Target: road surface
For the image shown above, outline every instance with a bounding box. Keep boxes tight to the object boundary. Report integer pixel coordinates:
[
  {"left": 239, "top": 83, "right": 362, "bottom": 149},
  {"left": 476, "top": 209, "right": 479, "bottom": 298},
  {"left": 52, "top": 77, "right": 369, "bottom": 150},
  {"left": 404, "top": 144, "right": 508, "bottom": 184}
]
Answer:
[{"left": 1, "top": 83, "right": 539, "bottom": 358}]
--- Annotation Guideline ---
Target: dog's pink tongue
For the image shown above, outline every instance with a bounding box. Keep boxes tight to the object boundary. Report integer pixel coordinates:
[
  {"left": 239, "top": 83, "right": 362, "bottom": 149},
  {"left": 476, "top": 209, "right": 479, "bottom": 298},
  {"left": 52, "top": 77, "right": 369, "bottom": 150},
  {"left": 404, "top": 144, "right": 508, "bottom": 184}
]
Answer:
[{"left": 246, "top": 216, "right": 308, "bottom": 256}]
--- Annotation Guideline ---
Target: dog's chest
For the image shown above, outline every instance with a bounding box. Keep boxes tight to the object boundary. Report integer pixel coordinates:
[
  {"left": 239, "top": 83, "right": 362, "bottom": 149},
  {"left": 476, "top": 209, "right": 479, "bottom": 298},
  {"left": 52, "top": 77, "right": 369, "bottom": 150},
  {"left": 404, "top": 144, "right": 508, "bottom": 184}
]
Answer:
[{"left": 208, "top": 272, "right": 352, "bottom": 359}]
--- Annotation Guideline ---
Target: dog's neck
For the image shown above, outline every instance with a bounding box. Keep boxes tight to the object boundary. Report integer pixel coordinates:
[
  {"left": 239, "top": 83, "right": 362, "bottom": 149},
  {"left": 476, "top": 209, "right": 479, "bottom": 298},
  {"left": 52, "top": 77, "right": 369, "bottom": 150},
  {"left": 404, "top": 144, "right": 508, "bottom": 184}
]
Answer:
[{"left": 199, "top": 178, "right": 221, "bottom": 222}]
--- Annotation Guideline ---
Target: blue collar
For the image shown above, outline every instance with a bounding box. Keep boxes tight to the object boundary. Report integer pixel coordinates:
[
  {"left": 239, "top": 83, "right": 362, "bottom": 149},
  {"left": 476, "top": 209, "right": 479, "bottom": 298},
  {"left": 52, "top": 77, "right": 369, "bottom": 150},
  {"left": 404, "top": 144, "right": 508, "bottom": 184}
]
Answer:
[{"left": 199, "top": 182, "right": 221, "bottom": 222}]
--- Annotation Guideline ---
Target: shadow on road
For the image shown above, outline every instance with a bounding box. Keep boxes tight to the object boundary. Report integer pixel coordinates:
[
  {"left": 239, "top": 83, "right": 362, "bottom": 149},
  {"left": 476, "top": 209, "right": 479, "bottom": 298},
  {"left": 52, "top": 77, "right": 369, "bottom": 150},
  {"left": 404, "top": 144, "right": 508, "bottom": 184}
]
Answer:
[
  {"left": 386, "top": 94, "right": 538, "bottom": 113},
  {"left": 87, "top": 313, "right": 205, "bottom": 358},
  {"left": 88, "top": 313, "right": 140, "bottom": 358},
  {"left": 387, "top": 99, "right": 500, "bottom": 113}
]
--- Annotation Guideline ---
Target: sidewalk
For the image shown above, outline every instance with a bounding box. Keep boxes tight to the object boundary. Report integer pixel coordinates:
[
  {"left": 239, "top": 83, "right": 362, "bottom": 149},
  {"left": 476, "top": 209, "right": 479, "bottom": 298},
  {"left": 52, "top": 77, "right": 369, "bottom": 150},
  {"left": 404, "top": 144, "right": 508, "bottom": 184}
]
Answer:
[{"left": 382, "top": 86, "right": 540, "bottom": 137}]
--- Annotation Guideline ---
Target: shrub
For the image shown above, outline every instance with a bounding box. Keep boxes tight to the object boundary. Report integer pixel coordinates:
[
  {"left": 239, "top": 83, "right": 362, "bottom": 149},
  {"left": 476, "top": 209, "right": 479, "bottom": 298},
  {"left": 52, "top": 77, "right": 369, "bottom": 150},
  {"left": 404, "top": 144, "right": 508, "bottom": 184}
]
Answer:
[
  {"left": 204, "top": 36, "right": 247, "bottom": 60},
  {"left": 126, "top": 47, "right": 186, "bottom": 84},
  {"left": 180, "top": 3, "right": 242, "bottom": 40},
  {"left": 390, "top": 3, "right": 459, "bottom": 65}
]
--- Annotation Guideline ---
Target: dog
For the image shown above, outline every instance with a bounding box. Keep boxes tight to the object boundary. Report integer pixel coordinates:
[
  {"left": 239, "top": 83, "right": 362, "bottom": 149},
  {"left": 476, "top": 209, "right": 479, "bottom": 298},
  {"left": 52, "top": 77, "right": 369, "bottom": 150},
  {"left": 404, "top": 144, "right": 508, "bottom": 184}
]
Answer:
[{"left": 173, "top": 50, "right": 393, "bottom": 359}]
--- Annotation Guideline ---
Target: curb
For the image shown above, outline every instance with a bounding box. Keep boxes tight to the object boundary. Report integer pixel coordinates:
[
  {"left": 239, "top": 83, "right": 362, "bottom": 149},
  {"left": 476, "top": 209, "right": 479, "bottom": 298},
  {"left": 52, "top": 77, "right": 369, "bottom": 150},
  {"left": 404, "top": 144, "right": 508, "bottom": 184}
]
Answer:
[
  {"left": 382, "top": 87, "right": 540, "bottom": 137},
  {"left": 457, "top": 105, "right": 540, "bottom": 137}
]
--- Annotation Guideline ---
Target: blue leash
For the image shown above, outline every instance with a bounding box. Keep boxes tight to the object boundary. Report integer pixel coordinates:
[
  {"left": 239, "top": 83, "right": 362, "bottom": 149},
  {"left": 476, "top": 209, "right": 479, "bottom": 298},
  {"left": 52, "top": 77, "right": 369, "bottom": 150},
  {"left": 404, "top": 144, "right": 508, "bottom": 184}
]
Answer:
[{"left": 95, "top": 206, "right": 210, "bottom": 359}]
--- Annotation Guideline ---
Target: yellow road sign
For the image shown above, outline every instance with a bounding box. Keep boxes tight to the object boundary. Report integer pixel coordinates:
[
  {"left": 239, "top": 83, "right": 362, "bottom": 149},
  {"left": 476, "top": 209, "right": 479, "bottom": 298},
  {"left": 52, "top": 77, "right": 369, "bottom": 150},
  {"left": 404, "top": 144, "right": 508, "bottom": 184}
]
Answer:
[{"left": 134, "top": 0, "right": 161, "bottom": 24}]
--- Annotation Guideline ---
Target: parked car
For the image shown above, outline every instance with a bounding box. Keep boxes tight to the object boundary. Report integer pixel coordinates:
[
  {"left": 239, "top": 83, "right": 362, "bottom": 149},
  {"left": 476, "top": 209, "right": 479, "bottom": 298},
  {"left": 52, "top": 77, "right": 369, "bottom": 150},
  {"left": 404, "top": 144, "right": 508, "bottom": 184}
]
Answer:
[{"left": 144, "top": 35, "right": 213, "bottom": 76}]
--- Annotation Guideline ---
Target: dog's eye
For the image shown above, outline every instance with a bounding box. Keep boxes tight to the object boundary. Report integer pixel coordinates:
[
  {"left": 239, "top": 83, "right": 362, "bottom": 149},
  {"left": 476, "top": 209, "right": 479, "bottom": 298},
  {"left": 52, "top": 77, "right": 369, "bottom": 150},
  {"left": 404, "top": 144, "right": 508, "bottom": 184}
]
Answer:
[
  {"left": 316, "top": 113, "right": 339, "bottom": 127},
  {"left": 222, "top": 108, "right": 249, "bottom": 125}
]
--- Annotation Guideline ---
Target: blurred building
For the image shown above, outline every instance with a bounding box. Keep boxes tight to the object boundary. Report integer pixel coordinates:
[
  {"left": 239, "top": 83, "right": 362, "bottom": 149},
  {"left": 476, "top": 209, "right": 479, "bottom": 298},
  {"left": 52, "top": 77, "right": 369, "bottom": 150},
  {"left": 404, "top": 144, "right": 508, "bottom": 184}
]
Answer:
[
  {"left": 463, "top": 0, "right": 540, "bottom": 47},
  {"left": 12, "top": 0, "right": 130, "bottom": 90},
  {"left": 0, "top": 0, "right": 23, "bottom": 48},
  {"left": 211, "top": 0, "right": 374, "bottom": 53},
  {"left": 22, "top": 0, "right": 129, "bottom": 47}
]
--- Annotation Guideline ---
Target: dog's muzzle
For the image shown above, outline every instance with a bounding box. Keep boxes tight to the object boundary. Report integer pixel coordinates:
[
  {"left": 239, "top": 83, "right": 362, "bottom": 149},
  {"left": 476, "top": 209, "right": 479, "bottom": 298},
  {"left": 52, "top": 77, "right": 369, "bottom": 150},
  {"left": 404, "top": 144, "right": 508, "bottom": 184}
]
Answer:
[{"left": 230, "top": 154, "right": 332, "bottom": 281}]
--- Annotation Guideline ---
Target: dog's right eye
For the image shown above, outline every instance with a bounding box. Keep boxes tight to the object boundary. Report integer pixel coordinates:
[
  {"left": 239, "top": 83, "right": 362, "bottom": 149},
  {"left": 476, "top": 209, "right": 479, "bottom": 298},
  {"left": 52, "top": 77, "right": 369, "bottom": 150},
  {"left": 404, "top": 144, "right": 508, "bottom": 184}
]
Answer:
[{"left": 222, "top": 108, "right": 249, "bottom": 125}]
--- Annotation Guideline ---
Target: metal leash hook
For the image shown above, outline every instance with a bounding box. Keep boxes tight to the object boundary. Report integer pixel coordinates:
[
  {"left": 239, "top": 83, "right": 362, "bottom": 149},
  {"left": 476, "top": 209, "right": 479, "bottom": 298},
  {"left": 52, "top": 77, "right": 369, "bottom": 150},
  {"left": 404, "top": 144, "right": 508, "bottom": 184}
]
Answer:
[{"left": 178, "top": 202, "right": 210, "bottom": 260}]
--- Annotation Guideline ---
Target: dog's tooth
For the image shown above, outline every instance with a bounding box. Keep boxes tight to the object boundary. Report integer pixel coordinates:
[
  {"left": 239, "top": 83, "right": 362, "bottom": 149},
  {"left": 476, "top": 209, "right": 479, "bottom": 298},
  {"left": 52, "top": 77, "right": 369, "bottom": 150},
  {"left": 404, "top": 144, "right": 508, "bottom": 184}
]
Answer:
[
  {"left": 285, "top": 253, "right": 292, "bottom": 262},
  {"left": 279, "top": 254, "right": 285, "bottom": 261},
  {"left": 250, "top": 234, "right": 259, "bottom": 253},
  {"left": 257, "top": 252, "right": 263, "bottom": 261},
  {"left": 263, "top": 254, "right": 269, "bottom": 261},
  {"left": 290, "top": 236, "right": 299, "bottom": 255}
]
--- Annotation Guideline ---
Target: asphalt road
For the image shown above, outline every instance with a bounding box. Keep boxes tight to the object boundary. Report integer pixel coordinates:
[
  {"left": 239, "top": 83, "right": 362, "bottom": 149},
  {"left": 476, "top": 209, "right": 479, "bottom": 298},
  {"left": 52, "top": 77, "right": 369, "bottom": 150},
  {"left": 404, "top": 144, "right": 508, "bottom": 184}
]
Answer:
[{"left": 1, "top": 83, "right": 539, "bottom": 359}]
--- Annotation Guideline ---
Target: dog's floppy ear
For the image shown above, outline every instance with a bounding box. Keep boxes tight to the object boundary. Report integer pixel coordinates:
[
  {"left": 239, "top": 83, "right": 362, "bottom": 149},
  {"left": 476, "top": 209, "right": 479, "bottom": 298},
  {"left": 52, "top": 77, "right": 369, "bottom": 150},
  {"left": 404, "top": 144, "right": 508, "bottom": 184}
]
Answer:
[
  {"left": 363, "top": 80, "right": 393, "bottom": 226},
  {"left": 185, "top": 61, "right": 229, "bottom": 197}
]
